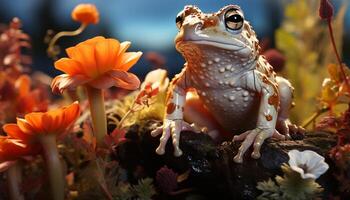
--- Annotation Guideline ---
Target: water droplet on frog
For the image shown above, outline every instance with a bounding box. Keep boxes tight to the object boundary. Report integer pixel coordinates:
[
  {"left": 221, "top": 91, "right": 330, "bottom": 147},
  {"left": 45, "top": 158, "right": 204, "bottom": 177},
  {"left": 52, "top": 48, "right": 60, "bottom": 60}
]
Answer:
[
  {"left": 230, "top": 67, "right": 235, "bottom": 72},
  {"left": 229, "top": 81, "right": 235, "bottom": 87},
  {"left": 219, "top": 81, "right": 224, "bottom": 85},
  {"left": 229, "top": 96, "right": 235, "bottom": 101},
  {"left": 199, "top": 75, "right": 204, "bottom": 80},
  {"left": 225, "top": 81, "right": 229, "bottom": 85},
  {"left": 236, "top": 87, "right": 242, "bottom": 91},
  {"left": 244, "top": 97, "right": 249, "bottom": 102},
  {"left": 201, "top": 92, "right": 207, "bottom": 96},
  {"left": 208, "top": 60, "right": 213, "bottom": 65},
  {"left": 226, "top": 65, "right": 232, "bottom": 70},
  {"left": 219, "top": 68, "right": 225, "bottom": 73},
  {"left": 224, "top": 74, "right": 229, "bottom": 78},
  {"left": 200, "top": 63, "right": 206, "bottom": 67},
  {"left": 243, "top": 91, "right": 249, "bottom": 97},
  {"left": 214, "top": 57, "right": 221, "bottom": 62},
  {"left": 243, "top": 104, "right": 248, "bottom": 107},
  {"left": 205, "top": 82, "right": 210, "bottom": 87}
]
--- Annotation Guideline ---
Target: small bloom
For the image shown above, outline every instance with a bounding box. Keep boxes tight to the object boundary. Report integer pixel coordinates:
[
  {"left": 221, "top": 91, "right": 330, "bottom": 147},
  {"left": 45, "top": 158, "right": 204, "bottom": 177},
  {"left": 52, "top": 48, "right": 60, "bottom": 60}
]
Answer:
[
  {"left": 71, "top": 4, "right": 99, "bottom": 24},
  {"left": 319, "top": 0, "right": 334, "bottom": 20},
  {"left": 3, "top": 102, "right": 80, "bottom": 143},
  {"left": 134, "top": 83, "right": 159, "bottom": 109},
  {"left": 288, "top": 150, "right": 329, "bottom": 179},
  {"left": 51, "top": 36, "right": 142, "bottom": 93}
]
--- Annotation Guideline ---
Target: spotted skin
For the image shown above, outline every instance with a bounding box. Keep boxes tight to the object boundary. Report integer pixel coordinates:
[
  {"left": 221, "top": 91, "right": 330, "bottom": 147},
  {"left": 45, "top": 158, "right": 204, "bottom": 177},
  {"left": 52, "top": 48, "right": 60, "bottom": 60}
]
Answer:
[{"left": 151, "top": 5, "right": 303, "bottom": 163}]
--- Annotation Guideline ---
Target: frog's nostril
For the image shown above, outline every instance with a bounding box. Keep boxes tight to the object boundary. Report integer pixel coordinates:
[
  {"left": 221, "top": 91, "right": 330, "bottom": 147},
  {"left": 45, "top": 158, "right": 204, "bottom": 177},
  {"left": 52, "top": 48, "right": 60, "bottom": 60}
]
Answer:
[{"left": 202, "top": 17, "right": 218, "bottom": 29}]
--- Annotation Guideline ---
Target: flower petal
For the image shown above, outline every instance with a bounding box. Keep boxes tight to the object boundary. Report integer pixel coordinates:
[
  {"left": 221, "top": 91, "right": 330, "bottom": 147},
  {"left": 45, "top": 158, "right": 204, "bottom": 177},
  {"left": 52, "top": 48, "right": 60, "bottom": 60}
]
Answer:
[
  {"left": 95, "top": 38, "right": 120, "bottom": 74},
  {"left": 16, "top": 118, "right": 35, "bottom": 135},
  {"left": 54, "top": 58, "right": 83, "bottom": 75},
  {"left": 15, "top": 75, "right": 31, "bottom": 97},
  {"left": 69, "top": 44, "right": 98, "bottom": 77},
  {"left": 0, "top": 161, "right": 17, "bottom": 172},
  {"left": 3, "top": 124, "right": 31, "bottom": 141},
  {"left": 62, "top": 102, "right": 80, "bottom": 127},
  {"left": 88, "top": 70, "right": 140, "bottom": 90},
  {"left": 24, "top": 113, "right": 45, "bottom": 133},
  {"left": 118, "top": 41, "right": 131, "bottom": 56},
  {"left": 117, "top": 52, "right": 143, "bottom": 71},
  {"left": 51, "top": 74, "right": 90, "bottom": 94}
]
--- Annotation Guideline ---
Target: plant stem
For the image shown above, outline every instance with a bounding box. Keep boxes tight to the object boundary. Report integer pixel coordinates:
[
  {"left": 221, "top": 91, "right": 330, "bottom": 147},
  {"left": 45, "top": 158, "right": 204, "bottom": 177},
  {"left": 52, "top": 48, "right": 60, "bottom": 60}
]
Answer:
[
  {"left": 117, "top": 109, "right": 132, "bottom": 130},
  {"left": 47, "top": 23, "right": 87, "bottom": 59},
  {"left": 302, "top": 107, "right": 330, "bottom": 128},
  {"left": 327, "top": 19, "right": 350, "bottom": 90},
  {"left": 7, "top": 162, "right": 24, "bottom": 200},
  {"left": 86, "top": 86, "right": 107, "bottom": 147},
  {"left": 117, "top": 97, "right": 137, "bottom": 129},
  {"left": 39, "top": 134, "right": 64, "bottom": 200}
]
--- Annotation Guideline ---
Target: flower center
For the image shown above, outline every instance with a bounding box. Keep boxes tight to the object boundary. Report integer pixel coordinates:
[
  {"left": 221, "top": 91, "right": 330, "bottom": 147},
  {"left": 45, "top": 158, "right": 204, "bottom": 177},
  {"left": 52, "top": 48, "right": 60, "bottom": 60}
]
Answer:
[{"left": 298, "top": 164, "right": 309, "bottom": 173}]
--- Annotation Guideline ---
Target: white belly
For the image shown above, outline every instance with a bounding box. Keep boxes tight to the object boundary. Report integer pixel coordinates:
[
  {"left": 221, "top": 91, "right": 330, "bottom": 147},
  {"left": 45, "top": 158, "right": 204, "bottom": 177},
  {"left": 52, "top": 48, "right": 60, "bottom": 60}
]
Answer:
[{"left": 197, "top": 88, "right": 260, "bottom": 133}]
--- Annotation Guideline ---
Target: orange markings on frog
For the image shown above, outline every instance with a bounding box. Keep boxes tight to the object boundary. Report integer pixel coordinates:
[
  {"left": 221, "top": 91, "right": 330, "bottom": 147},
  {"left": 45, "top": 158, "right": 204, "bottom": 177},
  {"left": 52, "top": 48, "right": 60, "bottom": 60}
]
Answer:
[
  {"left": 262, "top": 75, "right": 280, "bottom": 111},
  {"left": 166, "top": 103, "right": 177, "bottom": 115},
  {"left": 265, "top": 114, "right": 273, "bottom": 121}
]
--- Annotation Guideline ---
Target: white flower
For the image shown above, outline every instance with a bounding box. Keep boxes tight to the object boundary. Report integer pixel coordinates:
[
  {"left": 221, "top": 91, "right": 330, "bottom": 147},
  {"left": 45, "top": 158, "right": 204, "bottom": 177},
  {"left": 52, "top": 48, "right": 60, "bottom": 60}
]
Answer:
[{"left": 288, "top": 150, "right": 329, "bottom": 179}]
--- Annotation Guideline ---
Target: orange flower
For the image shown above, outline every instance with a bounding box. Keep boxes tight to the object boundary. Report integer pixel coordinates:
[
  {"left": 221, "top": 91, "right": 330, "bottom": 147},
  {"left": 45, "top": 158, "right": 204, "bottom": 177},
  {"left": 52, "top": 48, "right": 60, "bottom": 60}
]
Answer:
[
  {"left": 51, "top": 36, "right": 142, "bottom": 93},
  {"left": 3, "top": 102, "right": 80, "bottom": 143},
  {"left": 71, "top": 4, "right": 99, "bottom": 24},
  {"left": 0, "top": 136, "right": 39, "bottom": 163},
  {"left": 15, "top": 75, "right": 48, "bottom": 114}
]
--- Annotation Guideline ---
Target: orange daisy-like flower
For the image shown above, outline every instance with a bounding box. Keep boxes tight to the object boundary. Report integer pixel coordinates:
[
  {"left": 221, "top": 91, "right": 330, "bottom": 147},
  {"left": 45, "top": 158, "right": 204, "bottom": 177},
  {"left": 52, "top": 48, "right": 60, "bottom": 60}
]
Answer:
[
  {"left": 3, "top": 102, "right": 80, "bottom": 143},
  {"left": 71, "top": 4, "right": 99, "bottom": 24},
  {"left": 51, "top": 36, "right": 142, "bottom": 93},
  {"left": 0, "top": 136, "right": 39, "bottom": 163}
]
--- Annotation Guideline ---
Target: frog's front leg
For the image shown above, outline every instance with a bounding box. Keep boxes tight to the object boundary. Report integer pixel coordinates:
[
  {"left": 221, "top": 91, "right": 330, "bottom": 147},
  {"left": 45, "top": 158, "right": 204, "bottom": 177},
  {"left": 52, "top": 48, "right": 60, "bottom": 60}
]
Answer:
[
  {"left": 151, "top": 68, "right": 195, "bottom": 157},
  {"left": 232, "top": 72, "right": 286, "bottom": 163}
]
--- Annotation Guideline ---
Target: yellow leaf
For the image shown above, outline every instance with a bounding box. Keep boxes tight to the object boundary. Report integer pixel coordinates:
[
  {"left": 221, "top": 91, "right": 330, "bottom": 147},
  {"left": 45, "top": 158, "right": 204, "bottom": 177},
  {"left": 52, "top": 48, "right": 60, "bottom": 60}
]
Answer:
[
  {"left": 327, "top": 64, "right": 341, "bottom": 82},
  {"left": 321, "top": 78, "right": 337, "bottom": 104}
]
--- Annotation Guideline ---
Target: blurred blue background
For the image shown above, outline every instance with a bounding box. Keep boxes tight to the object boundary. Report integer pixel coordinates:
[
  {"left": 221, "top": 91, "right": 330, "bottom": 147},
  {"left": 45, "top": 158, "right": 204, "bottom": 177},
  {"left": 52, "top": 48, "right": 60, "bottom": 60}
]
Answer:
[{"left": 0, "top": 0, "right": 349, "bottom": 78}]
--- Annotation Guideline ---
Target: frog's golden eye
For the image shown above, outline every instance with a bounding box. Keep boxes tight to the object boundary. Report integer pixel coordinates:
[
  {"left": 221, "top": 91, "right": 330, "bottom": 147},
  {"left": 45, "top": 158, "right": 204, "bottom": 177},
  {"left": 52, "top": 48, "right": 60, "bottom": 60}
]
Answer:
[
  {"left": 225, "top": 9, "right": 244, "bottom": 31},
  {"left": 176, "top": 12, "right": 184, "bottom": 29}
]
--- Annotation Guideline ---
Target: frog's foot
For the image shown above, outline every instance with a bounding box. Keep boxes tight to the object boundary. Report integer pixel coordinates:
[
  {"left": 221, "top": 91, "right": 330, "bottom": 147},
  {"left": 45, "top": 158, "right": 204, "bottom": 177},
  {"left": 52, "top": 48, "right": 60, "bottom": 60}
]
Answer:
[
  {"left": 151, "top": 119, "right": 201, "bottom": 157},
  {"left": 232, "top": 128, "right": 285, "bottom": 163},
  {"left": 276, "top": 118, "right": 305, "bottom": 137}
]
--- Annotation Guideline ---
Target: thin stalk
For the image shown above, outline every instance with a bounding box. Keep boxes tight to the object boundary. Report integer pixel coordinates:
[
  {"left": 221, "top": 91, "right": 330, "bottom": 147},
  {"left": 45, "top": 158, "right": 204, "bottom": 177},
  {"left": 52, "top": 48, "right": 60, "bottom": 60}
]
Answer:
[
  {"left": 47, "top": 23, "right": 87, "bottom": 59},
  {"left": 302, "top": 107, "right": 330, "bottom": 128},
  {"left": 86, "top": 86, "right": 107, "bottom": 147},
  {"left": 117, "top": 101, "right": 135, "bottom": 130},
  {"left": 39, "top": 135, "right": 64, "bottom": 200},
  {"left": 327, "top": 19, "right": 350, "bottom": 90},
  {"left": 7, "top": 162, "right": 24, "bottom": 200}
]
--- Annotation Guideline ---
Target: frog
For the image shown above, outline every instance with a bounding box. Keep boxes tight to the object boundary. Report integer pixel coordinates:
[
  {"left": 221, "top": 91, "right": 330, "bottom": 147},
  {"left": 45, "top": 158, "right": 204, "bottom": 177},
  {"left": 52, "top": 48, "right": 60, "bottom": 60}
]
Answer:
[{"left": 151, "top": 5, "right": 304, "bottom": 163}]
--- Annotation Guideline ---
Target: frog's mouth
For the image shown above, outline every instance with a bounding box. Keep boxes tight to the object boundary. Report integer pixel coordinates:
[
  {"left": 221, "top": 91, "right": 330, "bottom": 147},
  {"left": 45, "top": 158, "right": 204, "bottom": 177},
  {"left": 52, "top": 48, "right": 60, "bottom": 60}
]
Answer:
[{"left": 175, "top": 28, "right": 247, "bottom": 51}]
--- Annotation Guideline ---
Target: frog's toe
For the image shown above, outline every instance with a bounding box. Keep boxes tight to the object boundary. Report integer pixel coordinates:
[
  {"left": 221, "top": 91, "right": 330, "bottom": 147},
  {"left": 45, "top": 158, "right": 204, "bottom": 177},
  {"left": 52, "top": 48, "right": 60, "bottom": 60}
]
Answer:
[
  {"left": 155, "top": 125, "right": 171, "bottom": 155},
  {"left": 233, "top": 128, "right": 274, "bottom": 163},
  {"left": 272, "top": 130, "right": 287, "bottom": 140},
  {"left": 232, "top": 131, "right": 250, "bottom": 142},
  {"left": 151, "top": 126, "right": 163, "bottom": 137},
  {"left": 233, "top": 129, "right": 260, "bottom": 163},
  {"left": 251, "top": 131, "right": 270, "bottom": 159}
]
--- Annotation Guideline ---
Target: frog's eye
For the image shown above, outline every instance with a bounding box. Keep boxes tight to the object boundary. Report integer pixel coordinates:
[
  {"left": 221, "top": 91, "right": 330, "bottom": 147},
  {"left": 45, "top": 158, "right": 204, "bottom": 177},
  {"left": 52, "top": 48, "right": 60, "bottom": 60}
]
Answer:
[
  {"left": 224, "top": 9, "right": 244, "bottom": 31},
  {"left": 176, "top": 12, "right": 184, "bottom": 29}
]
